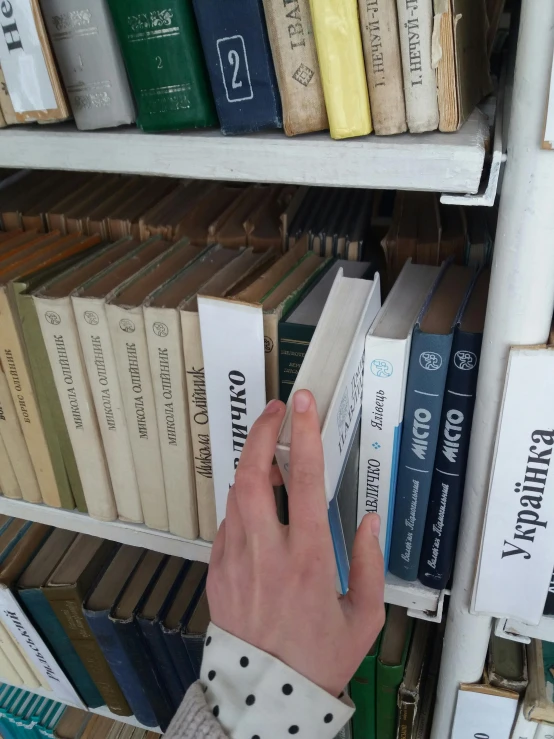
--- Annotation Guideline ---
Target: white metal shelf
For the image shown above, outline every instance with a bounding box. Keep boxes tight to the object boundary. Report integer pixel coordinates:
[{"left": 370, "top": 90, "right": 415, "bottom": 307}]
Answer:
[
  {"left": 495, "top": 615, "right": 554, "bottom": 645},
  {"left": 0, "top": 112, "right": 489, "bottom": 194}
]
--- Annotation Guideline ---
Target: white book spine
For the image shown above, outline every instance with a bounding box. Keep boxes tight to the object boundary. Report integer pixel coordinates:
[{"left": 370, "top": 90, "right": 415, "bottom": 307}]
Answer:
[
  {"left": 473, "top": 347, "right": 554, "bottom": 625},
  {"left": 396, "top": 0, "right": 439, "bottom": 132},
  {"left": 72, "top": 296, "right": 143, "bottom": 523},
  {"left": 535, "top": 723, "right": 554, "bottom": 739},
  {"left": 0, "top": 587, "right": 84, "bottom": 706},
  {"left": 0, "top": 432, "right": 21, "bottom": 499},
  {"left": 144, "top": 306, "right": 198, "bottom": 540},
  {"left": 357, "top": 334, "right": 411, "bottom": 567},
  {"left": 107, "top": 303, "right": 168, "bottom": 532},
  {"left": 512, "top": 705, "right": 539, "bottom": 739},
  {"left": 0, "top": 365, "right": 40, "bottom": 502},
  {"left": 0, "top": 643, "right": 23, "bottom": 686},
  {"left": 451, "top": 688, "right": 518, "bottom": 739},
  {"left": 198, "top": 297, "right": 267, "bottom": 526},
  {"left": 35, "top": 296, "right": 117, "bottom": 522},
  {"left": 0, "top": 620, "right": 41, "bottom": 688}
]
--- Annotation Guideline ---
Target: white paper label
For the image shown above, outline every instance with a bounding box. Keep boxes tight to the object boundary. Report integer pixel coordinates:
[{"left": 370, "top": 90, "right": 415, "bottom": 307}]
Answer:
[
  {"left": 199, "top": 297, "right": 266, "bottom": 525},
  {"left": 0, "top": 0, "right": 56, "bottom": 113},
  {"left": 451, "top": 689, "right": 518, "bottom": 739}
]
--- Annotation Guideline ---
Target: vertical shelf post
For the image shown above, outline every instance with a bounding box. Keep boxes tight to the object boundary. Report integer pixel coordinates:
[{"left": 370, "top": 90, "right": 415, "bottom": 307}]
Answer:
[{"left": 430, "top": 2, "right": 554, "bottom": 736}]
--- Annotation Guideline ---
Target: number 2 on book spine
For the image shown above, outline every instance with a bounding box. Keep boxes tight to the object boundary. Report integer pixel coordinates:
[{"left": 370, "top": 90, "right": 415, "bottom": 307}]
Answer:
[
  {"left": 228, "top": 50, "right": 242, "bottom": 88},
  {"left": 155, "top": 56, "right": 163, "bottom": 69}
]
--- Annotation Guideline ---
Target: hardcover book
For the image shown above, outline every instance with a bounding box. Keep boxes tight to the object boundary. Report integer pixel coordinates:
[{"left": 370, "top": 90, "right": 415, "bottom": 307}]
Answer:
[
  {"left": 192, "top": 0, "right": 282, "bottom": 134},
  {"left": 376, "top": 606, "right": 413, "bottom": 739},
  {"left": 181, "top": 588, "right": 209, "bottom": 678},
  {"left": 107, "top": 0, "right": 217, "bottom": 131},
  {"left": 524, "top": 640, "right": 554, "bottom": 724},
  {"left": 452, "top": 684, "right": 518, "bottom": 739},
  {"left": 396, "top": 620, "right": 433, "bottom": 739},
  {"left": 41, "top": 0, "right": 136, "bottom": 129},
  {"left": 350, "top": 633, "right": 381, "bottom": 739}
]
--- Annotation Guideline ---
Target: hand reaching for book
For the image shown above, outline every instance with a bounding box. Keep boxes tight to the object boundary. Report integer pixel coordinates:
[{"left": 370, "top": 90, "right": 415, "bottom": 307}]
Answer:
[{"left": 207, "top": 389, "right": 385, "bottom": 698}]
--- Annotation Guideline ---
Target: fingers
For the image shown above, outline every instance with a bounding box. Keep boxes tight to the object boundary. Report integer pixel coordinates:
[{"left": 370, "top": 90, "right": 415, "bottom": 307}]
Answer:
[
  {"left": 234, "top": 399, "right": 286, "bottom": 531},
  {"left": 287, "top": 390, "right": 330, "bottom": 537},
  {"left": 343, "top": 514, "right": 385, "bottom": 625}
]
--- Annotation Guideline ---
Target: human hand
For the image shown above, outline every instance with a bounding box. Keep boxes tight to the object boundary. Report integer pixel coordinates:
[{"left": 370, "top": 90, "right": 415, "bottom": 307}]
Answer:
[{"left": 207, "top": 389, "right": 385, "bottom": 697}]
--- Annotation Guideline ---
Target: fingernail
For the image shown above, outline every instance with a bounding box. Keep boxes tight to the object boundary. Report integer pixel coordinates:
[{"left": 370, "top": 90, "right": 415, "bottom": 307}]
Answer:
[
  {"left": 265, "top": 399, "right": 282, "bottom": 414},
  {"left": 293, "top": 390, "right": 311, "bottom": 413},
  {"left": 369, "top": 514, "right": 381, "bottom": 537}
]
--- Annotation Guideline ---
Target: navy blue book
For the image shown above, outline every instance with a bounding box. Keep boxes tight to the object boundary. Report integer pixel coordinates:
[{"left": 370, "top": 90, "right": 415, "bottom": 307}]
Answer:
[
  {"left": 388, "top": 265, "right": 475, "bottom": 581},
  {"left": 17, "top": 528, "right": 104, "bottom": 709},
  {"left": 110, "top": 551, "right": 173, "bottom": 732},
  {"left": 418, "top": 270, "right": 489, "bottom": 590},
  {"left": 191, "top": 0, "right": 282, "bottom": 134},
  {"left": 84, "top": 545, "right": 158, "bottom": 727},
  {"left": 161, "top": 561, "right": 208, "bottom": 693},
  {"left": 182, "top": 589, "right": 209, "bottom": 678},
  {"left": 138, "top": 556, "right": 191, "bottom": 710}
]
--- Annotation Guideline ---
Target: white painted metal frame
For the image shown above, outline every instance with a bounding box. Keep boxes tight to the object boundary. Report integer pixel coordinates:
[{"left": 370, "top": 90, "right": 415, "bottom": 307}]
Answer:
[
  {"left": 495, "top": 615, "right": 554, "bottom": 645},
  {"left": 430, "top": 2, "right": 554, "bottom": 737}
]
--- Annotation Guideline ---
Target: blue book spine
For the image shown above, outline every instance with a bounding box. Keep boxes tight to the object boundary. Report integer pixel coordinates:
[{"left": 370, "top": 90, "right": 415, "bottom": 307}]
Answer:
[
  {"left": 191, "top": 0, "right": 282, "bottom": 134},
  {"left": 181, "top": 634, "right": 205, "bottom": 679},
  {"left": 84, "top": 609, "right": 158, "bottom": 727},
  {"left": 418, "top": 328, "right": 483, "bottom": 589},
  {"left": 17, "top": 589, "right": 103, "bottom": 709},
  {"left": 162, "top": 627, "right": 196, "bottom": 693},
  {"left": 137, "top": 615, "right": 185, "bottom": 710},
  {"left": 388, "top": 328, "right": 454, "bottom": 581}
]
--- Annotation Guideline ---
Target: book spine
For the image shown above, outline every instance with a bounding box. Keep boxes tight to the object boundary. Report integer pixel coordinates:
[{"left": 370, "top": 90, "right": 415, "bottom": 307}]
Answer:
[
  {"left": 260, "top": 0, "right": 327, "bottom": 135},
  {"left": 107, "top": 304, "right": 168, "bottom": 532},
  {"left": 35, "top": 296, "right": 117, "bottom": 521},
  {"left": 388, "top": 329, "right": 453, "bottom": 581},
  {"left": 110, "top": 617, "right": 173, "bottom": 731},
  {"left": 0, "top": 619, "right": 42, "bottom": 688},
  {"left": 72, "top": 296, "right": 143, "bottom": 523},
  {"left": 0, "top": 643, "right": 23, "bottom": 686},
  {"left": 535, "top": 723, "right": 554, "bottom": 739},
  {"left": 19, "top": 588, "right": 103, "bottom": 708},
  {"left": 41, "top": 0, "right": 136, "bottom": 130},
  {"left": 308, "top": 0, "right": 372, "bottom": 139},
  {"left": 0, "top": 432, "right": 20, "bottom": 499},
  {"left": 144, "top": 306, "right": 198, "bottom": 540},
  {"left": 44, "top": 590, "right": 130, "bottom": 715},
  {"left": 278, "top": 322, "right": 315, "bottom": 403},
  {"left": 358, "top": 336, "right": 410, "bottom": 570},
  {"left": 544, "top": 569, "right": 554, "bottom": 616},
  {"left": 397, "top": 701, "right": 417, "bottom": 739},
  {"left": 263, "top": 312, "right": 281, "bottom": 402},
  {"left": 418, "top": 329, "right": 482, "bottom": 589},
  {"left": 180, "top": 311, "right": 216, "bottom": 542},
  {"left": 351, "top": 656, "right": 377, "bottom": 739},
  {"left": 192, "top": 0, "right": 282, "bottom": 134},
  {"left": 84, "top": 609, "right": 158, "bottom": 727},
  {"left": 0, "top": 287, "right": 62, "bottom": 507},
  {"left": 181, "top": 633, "right": 205, "bottom": 680},
  {"left": 161, "top": 627, "right": 195, "bottom": 694},
  {"left": 137, "top": 616, "right": 185, "bottom": 709},
  {"left": 376, "top": 662, "right": 404, "bottom": 739},
  {"left": 358, "top": 0, "right": 407, "bottom": 135},
  {"left": 0, "top": 66, "right": 17, "bottom": 125},
  {"left": 396, "top": 0, "right": 438, "bottom": 133}
]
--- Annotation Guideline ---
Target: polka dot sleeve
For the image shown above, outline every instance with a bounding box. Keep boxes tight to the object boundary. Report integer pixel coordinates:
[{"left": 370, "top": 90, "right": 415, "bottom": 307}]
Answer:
[{"left": 167, "top": 622, "right": 354, "bottom": 739}]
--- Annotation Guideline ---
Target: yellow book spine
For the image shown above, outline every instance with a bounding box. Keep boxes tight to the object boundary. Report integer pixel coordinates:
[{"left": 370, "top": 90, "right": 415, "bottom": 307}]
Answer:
[{"left": 309, "top": 0, "right": 372, "bottom": 139}]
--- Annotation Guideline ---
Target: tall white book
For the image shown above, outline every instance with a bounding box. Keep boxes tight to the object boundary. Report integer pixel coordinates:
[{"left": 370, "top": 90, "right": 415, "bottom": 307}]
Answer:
[
  {"left": 357, "top": 261, "right": 440, "bottom": 568},
  {"left": 451, "top": 685, "right": 518, "bottom": 739}
]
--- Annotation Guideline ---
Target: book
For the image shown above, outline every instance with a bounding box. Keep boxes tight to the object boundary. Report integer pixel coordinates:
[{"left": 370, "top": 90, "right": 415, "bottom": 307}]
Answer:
[
  {"left": 260, "top": 0, "right": 327, "bottom": 135},
  {"left": 397, "top": 620, "right": 433, "bottom": 739},
  {"left": 192, "top": 0, "right": 282, "bottom": 134},
  {"left": 451, "top": 684, "right": 518, "bottom": 739},
  {"left": 544, "top": 570, "right": 554, "bottom": 617},
  {"left": 17, "top": 529, "right": 104, "bottom": 708},
  {"left": 278, "top": 260, "right": 373, "bottom": 403},
  {"left": 413, "top": 617, "right": 444, "bottom": 739},
  {"left": 350, "top": 634, "right": 381, "bottom": 739},
  {"left": 487, "top": 633, "right": 528, "bottom": 695},
  {"left": 181, "top": 588, "right": 209, "bottom": 679},
  {"left": 358, "top": 261, "right": 440, "bottom": 570},
  {"left": 106, "top": 0, "right": 217, "bottom": 132},
  {"left": 473, "top": 346, "right": 554, "bottom": 624},
  {"left": 396, "top": 0, "right": 438, "bottom": 132},
  {"left": 388, "top": 265, "right": 475, "bottom": 581},
  {"left": 0, "top": 433, "right": 19, "bottom": 499},
  {"left": 376, "top": 606, "right": 413, "bottom": 739},
  {"left": 44, "top": 534, "right": 131, "bottom": 715},
  {"left": 308, "top": 0, "right": 372, "bottom": 139},
  {"left": 536, "top": 723, "right": 554, "bottom": 739},
  {"left": 0, "top": 66, "right": 17, "bottom": 125},
  {"left": 110, "top": 550, "right": 173, "bottom": 731},
  {"left": 525, "top": 641, "right": 554, "bottom": 724},
  {"left": 54, "top": 707, "right": 91, "bottom": 739},
  {"left": 358, "top": 0, "right": 406, "bottom": 135},
  {"left": 276, "top": 270, "right": 381, "bottom": 504},
  {"left": 84, "top": 545, "right": 158, "bottom": 727},
  {"left": 41, "top": 0, "right": 136, "bottom": 129},
  {"left": 0, "top": 0, "right": 70, "bottom": 122},
  {"left": 418, "top": 269, "right": 489, "bottom": 589}
]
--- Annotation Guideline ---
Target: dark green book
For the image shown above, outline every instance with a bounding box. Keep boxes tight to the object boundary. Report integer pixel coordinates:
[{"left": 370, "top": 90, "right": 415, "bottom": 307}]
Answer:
[
  {"left": 376, "top": 606, "right": 413, "bottom": 739},
  {"left": 107, "top": 0, "right": 218, "bottom": 132},
  {"left": 350, "top": 631, "right": 381, "bottom": 739}
]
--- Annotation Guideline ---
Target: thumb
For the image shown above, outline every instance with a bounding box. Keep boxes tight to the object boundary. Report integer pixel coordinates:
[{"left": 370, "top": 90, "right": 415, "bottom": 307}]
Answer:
[{"left": 343, "top": 513, "right": 385, "bottom": 621}]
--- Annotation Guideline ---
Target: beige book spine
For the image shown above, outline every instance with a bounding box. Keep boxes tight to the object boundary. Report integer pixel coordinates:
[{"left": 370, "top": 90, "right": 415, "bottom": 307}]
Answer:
[
  {"left": 0, "top": 642, "right": 23, "bottom": 685},
  {"left": 433, "top": 1, "right": 457, "bottom": 132},
  {"left": 72, "top": 296, "right": 143, "bottom": 523},
  {"left": 0, "top": 433, "right": 20, "bottom": 499},
  {"left": 0, "top": 364, "right": 41, "bottom": 502},
  {"left": 396, "top": 0, "right": 439, "bottom": 132},
  {"left": 261, "top": 0, "right": 328, "bottom": 136},
  {"left": 263, "top": 312, "right": 281, "bottom": 402},
  {"left": 180, "top": 310, "right": 217, "bottom": 542},
  {"left": 0, "top": 288, "right": 61, "bottom": 507},
  {"left": 359, "top": 0, "right": 407, "bottom": 134},
  {"left": 0, "top": 621, "right": 42, "bottom": 689},
  {"left": 35, "top": 296, "right": 117, "bottom": 521},
  {"left": 107, "top": 303, "right": 169, "bottom": 531},
  {"left": 144, "top": 306, "right": 199, "bottom": 540}
]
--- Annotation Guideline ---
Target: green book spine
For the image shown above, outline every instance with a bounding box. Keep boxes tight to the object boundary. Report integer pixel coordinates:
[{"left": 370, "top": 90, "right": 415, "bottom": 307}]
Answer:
[
  {"left": 13, "top": 288, "right": 86, "bottom": 512},
  {"left": 107, "top": 0, "right": 218, "bottom": 132},
  {"left": 351, "top": 654, "right": 378, "bottom": 739},
  {"left": 278, "top": 322, "right": 314, "bottom": 403},
  {"left": 376, "top": 620, "right": 413, "bottom": 739}
]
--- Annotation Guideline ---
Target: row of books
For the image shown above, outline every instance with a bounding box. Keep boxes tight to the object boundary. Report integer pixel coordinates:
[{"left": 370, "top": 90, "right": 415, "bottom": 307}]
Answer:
[
  {"left": 0, "top": 0, "right": 501, "bottom": 137},
  {"left": 350, "top": 605, "right": 443, "bottom": 739},
  {"left": 0, "top": 518, "right": 209, "bottom": 731}
]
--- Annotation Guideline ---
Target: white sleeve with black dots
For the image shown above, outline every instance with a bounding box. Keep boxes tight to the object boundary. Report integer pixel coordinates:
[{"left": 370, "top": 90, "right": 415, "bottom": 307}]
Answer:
[{"left": 192, "top": 623, "right": 354, "bottom": 739}]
